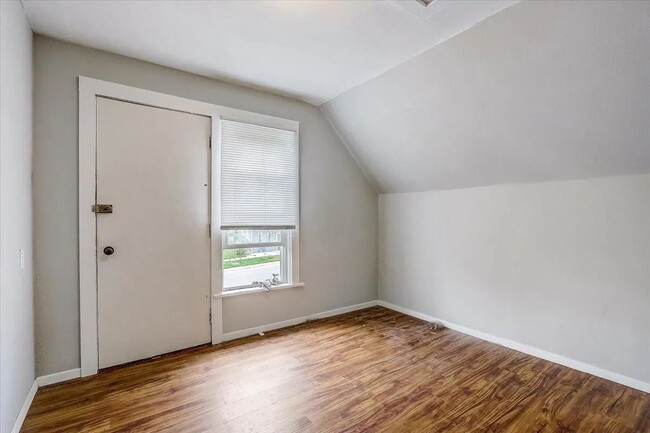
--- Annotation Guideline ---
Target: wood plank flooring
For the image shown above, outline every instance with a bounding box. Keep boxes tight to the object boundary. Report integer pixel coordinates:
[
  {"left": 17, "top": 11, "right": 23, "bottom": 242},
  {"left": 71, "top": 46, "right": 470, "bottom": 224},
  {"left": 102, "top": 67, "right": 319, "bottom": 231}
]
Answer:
[{"left": 23, "top": 307, "right": 649, "bottom": 432}]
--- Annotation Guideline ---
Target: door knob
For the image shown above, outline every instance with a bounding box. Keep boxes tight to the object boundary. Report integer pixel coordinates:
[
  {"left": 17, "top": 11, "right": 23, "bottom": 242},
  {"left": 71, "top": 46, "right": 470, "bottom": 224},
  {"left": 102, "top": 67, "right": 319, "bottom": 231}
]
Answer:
[{"left": 103, "top": 246, "right": 115, "bottom": 256}]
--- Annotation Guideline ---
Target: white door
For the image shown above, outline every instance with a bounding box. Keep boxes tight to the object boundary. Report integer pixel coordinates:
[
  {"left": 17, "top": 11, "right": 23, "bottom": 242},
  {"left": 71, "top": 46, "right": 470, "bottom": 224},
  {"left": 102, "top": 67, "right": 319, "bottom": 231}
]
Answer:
[{"left": 96, "top": 97, "right": 211, "bottom": 369}]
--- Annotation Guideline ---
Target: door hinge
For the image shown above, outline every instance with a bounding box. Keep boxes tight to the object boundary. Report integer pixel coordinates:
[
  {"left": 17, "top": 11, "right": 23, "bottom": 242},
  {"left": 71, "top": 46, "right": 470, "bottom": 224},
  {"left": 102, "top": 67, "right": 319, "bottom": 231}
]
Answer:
[
  {"left": 209, "top": 135, "right": 212, "bottom": 148},
  {"left": 208, "top": 223, "right": 211, "bottom": 237},
  {"left": 209, "top": 310, "right": 212, "bottom": 324}
]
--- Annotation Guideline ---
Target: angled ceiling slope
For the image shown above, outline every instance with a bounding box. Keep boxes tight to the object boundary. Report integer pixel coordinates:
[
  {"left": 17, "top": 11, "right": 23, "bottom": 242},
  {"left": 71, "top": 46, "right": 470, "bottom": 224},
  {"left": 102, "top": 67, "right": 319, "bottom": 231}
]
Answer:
[
  {"left": 322, "top": 1, "right": 650, "bottom": 193},
  {"left": 21, "top": 0, "right": 516, "bottom": 106}
]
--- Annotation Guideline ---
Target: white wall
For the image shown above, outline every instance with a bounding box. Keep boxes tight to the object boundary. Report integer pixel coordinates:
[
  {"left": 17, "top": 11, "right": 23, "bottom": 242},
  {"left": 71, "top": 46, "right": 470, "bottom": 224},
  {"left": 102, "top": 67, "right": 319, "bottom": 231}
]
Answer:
[
  {"left": 33, "top": 36, "right": 377, "bottom": 376},
  {"left": 379, "top": 174, "right": 650, "bottom": 386},
  {"left": 0, "top": 2, "right": 35, "bottom": 432}
]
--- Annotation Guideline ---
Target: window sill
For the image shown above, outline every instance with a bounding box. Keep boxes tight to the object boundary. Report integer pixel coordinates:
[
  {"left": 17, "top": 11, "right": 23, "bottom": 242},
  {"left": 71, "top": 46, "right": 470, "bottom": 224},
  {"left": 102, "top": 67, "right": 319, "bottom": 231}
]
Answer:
[{"left": 214, "top": 283, "right": 305, "bottom": 299}]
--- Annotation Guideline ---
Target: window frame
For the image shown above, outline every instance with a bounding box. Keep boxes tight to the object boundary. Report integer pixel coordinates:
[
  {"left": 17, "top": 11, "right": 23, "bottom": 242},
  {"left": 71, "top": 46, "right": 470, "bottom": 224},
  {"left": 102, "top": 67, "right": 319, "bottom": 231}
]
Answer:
[
  {"left": 215, "top": 115, "right": 300, "bottom": 295},
  {"left": 221, "top": 229, "right": 291, "bottom": 291}
]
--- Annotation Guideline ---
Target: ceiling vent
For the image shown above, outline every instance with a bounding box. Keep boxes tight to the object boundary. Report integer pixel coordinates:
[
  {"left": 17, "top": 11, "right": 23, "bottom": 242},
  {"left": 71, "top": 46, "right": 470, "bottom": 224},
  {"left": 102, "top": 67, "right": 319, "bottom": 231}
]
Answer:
[{"left": 392, "top": 0, "right": 448, "bottom": 19}]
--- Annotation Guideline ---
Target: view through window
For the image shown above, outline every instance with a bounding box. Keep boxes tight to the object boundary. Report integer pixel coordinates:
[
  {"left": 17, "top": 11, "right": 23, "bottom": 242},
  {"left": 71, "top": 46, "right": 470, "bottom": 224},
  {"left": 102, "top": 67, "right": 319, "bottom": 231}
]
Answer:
[{"left": 222, "top": 229, "right": 288, "bottom": 290}]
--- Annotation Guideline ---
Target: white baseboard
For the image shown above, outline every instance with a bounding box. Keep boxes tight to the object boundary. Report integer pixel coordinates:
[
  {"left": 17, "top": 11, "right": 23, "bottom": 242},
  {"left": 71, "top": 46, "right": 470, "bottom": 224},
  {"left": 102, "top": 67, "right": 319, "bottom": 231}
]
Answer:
[
  {"left": 222, "top": 300, "right": 378, "bottom": 342},
  {"left": 9, "top": 370, "right": 81, "bottom": 432},
  {"left": 11, "top": 380, "right": 38, "bottom": 433},
  {"left": 36, "top": 368, "right": 81, "bottom": 387},
  {"left": 35, "top": 302, "right": 378, "bottom": 388},
  {"left": 377, "top": 300, "right": 650, "bottom": 393}
]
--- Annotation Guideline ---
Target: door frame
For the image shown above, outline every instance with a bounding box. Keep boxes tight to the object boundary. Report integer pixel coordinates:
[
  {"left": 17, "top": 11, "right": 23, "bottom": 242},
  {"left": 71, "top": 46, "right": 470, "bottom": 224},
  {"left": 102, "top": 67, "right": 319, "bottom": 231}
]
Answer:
[{"left": 79, "top": 77, "right": 299, "bottom": 377}]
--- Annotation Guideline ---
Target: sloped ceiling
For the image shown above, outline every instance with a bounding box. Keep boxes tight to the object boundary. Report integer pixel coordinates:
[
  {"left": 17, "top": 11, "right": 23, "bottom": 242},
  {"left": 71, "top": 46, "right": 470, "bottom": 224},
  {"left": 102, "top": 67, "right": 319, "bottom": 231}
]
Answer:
[
  {"left": 21, "top": 0, "right": 516, "bottom": 106},
  {"left": 322, "top": 1, "right": 650, "bottom": 193}
]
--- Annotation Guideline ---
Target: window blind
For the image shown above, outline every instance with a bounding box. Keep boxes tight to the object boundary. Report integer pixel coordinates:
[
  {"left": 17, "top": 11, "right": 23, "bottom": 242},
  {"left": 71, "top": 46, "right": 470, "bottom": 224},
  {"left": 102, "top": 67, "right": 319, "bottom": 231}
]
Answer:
[{"left": 220, "top": 119, "right": 297, "bottom": 229}]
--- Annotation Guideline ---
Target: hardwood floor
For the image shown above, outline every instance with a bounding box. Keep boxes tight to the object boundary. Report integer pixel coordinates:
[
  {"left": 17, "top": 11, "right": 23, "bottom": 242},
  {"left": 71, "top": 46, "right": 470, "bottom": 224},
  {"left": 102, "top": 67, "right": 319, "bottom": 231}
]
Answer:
[{"left": 23, "top": 307, "right": 649, "bottom": 432}]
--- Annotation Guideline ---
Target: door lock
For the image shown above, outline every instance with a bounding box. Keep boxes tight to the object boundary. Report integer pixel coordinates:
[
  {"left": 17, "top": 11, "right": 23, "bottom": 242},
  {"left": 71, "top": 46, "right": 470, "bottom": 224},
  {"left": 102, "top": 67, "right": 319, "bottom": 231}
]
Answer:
[
  {"left": 103, "top": 246, "right": 115, "bottom": 256},
  {"left": 92, "top": 204, "right": 113, "bottom": 214}
]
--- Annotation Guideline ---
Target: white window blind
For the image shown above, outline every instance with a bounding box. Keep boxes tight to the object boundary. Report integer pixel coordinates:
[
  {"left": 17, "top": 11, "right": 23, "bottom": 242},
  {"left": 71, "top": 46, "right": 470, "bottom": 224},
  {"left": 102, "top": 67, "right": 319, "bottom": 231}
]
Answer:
[{"left": 220, "top": 119, "right": 298, "bottom": 229}]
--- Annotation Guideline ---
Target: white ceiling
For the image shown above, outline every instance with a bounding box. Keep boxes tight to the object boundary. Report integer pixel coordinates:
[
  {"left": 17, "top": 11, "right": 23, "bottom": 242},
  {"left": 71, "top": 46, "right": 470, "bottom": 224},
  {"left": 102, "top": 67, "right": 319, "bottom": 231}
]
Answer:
[
  {"left": 21, "top": 0, "right": 516, "bottom": 105},
  {"left": 322, "top": 1, "right": 650, "bottom": 192},
  {"left": 24, "top": 1, "right": 648, "bottom": 195}
]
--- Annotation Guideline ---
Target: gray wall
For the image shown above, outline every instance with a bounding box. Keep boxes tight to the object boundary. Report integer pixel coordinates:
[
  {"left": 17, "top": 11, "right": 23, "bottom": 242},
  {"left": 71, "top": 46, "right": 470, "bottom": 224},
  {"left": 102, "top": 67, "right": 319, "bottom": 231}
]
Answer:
[
  {"left": 379, "top": 174, "right": 650, "bottom": 384},
  {"left": 33, "top": 36, "right": 377, "bottom": 376},
  {"left": 322, "top": 1, "right": 650, "bottom": 192},
  {"left": 0, "top": 2, "right": 35, "bottom": 432}
]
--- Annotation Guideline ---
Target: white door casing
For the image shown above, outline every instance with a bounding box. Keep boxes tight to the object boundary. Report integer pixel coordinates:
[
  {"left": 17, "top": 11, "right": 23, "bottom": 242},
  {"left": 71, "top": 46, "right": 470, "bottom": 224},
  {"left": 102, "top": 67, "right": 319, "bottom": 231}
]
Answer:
[
  {"left": 96, "top": 98, "right": 211, "bottom": 368},
  {"left": 79, "top": 77, "right": 299, "bottom": 376}
]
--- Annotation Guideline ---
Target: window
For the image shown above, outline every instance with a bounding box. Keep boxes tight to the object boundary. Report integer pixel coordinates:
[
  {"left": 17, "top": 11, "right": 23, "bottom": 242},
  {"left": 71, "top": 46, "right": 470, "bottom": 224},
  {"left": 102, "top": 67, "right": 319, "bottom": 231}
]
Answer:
[
  {"left": 220, "top": 119, "right": 298, "bottom": 292},
  {"left": 222, "top": 229, "right": 291, "bottom": 290}
]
